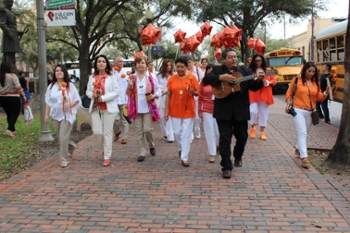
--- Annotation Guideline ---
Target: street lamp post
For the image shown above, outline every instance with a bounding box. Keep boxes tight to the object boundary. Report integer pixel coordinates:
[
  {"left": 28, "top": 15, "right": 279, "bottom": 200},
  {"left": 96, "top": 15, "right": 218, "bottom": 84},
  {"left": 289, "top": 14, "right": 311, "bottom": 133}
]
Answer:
[
  {"left": 145, "top": 7, "right": 153, "bottom": 62},
  {"left": 36, "top": 0, "right": 54, "bottom": 141}
]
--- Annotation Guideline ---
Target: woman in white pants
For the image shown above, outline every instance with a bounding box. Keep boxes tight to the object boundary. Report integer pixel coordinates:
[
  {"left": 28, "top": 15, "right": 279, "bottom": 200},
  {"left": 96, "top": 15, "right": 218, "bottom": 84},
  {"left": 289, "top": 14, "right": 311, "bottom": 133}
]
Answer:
[
  {"left": 157, "top": 59, "right": 174, "bottom": 143},
  {"left": 285, "top": 62, "right": 328, "bottom": 168},
  {"left": 198, "top": 64, "right": 219, "bottom": 163},
  {"left": 248, "top": 54, "right": 276, "bottom": 140},
  {"left": 164, "top": 57, "right": 199, "bottom": 167},
  {"left": 45, "top": 64, "right": 81, "bottom": 168},
  {"left": 86, "top": 55, "right": 120, "bottom": 167}
]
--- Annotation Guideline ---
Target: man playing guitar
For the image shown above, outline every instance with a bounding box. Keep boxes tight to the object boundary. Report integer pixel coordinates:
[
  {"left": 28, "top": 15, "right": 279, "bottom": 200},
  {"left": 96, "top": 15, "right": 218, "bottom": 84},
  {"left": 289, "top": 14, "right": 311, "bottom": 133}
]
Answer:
[{"left": 202, "top": 47, "right": 264, "bottom": 179}]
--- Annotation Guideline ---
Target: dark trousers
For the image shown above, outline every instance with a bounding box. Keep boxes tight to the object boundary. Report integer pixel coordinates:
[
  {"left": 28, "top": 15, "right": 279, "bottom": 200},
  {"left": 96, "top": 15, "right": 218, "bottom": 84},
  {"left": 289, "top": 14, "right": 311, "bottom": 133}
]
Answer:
[
  {"left": 216, "top": 117, "right": 248, "bottom": 172},
  {"left": 0, "top": 96, "right": 21, "bottom": 132},
  {"left": 316, "top": 100, "right": 330, "bottom": 122}
]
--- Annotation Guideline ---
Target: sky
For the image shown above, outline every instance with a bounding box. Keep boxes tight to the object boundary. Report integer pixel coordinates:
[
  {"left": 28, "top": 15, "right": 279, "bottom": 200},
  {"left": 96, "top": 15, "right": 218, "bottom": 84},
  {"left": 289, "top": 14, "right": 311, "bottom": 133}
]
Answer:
[{"left": 167, "top": 0, "right": 349, "bottom": 41}]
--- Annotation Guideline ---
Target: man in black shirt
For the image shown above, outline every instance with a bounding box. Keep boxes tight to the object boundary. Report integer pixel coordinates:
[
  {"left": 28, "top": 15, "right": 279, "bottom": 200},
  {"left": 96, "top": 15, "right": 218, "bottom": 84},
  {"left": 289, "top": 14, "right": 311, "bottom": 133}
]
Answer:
[
  {"left": 316, "top": 64, "right": 331, "bottom": 124},
  {"left": 202, "top": 48, "right": 264, "bottom": 179}
]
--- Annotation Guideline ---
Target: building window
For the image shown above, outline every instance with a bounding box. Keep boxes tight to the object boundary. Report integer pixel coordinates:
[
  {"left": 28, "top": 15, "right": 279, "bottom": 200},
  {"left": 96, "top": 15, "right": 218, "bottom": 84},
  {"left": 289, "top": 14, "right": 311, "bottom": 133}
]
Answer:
[{"left": 337, "top": 35, "right": 345, "bottom": 61}]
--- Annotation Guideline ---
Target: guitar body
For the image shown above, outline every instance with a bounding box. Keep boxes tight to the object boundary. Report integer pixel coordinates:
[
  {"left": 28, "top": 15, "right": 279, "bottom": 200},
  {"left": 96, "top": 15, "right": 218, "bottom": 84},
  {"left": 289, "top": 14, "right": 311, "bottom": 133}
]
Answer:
[
  {"left": 211, "top": 70, "right": 276, "bottom": 99},
  {"left": 212, "top": 72, "right": 243, "bottom": 99}
]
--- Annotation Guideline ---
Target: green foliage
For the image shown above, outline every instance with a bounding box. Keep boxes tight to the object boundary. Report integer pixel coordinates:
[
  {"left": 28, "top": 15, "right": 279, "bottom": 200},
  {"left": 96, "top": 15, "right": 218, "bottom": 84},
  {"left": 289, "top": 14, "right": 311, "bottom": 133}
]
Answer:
[
  {"left": 0, "top": 116, "right": 54, "bottom": 180},
  {"left": 193, "top": 0, "right": 327, "bottom": 62}
]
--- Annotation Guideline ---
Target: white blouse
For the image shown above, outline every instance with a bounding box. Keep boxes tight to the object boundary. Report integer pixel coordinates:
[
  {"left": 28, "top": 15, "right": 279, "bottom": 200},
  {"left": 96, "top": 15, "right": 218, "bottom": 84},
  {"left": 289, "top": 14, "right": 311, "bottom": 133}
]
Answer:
[
  {"left": 156, "top": 73, "right": 170, "bottom": 109},
  {"left": 135, "top": 71, "right": 160, "bottom": 114},
  {"left": 45, "top": 83, "right": 81, "bottom": 124}
]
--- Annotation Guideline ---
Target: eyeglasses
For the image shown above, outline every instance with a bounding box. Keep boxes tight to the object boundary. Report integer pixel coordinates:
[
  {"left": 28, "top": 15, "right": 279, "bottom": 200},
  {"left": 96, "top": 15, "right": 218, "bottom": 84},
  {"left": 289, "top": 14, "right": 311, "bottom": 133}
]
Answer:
[{"left": 254, "top": 60, "right": 262, "bottom": 62}]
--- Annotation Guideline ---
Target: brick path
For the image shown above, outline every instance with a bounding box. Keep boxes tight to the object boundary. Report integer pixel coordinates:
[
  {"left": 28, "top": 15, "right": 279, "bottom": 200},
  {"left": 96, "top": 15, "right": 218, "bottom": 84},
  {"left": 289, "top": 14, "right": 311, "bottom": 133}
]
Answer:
[{"left": 1, "top": 96, "right": 350, "bottom": 232}]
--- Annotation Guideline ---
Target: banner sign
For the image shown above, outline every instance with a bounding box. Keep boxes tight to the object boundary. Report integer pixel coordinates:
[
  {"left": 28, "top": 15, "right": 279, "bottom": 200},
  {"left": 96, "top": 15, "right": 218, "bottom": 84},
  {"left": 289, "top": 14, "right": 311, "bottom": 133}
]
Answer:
[{"left": 46, "top": 10, "right": 75, "bottom": 26}]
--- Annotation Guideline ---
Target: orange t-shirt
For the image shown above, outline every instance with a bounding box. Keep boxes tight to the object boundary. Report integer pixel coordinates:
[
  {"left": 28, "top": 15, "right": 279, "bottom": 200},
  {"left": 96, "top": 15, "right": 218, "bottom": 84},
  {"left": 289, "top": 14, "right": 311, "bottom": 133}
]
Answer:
[
  {"left": 167, "top": 73, "right": 199, "bottom": 118},
  {"left": 285, "top": 77, "right": 326, "bottom": 109},
  {"left": 249, "top": 74, "right": 276, "bottom": 105}
]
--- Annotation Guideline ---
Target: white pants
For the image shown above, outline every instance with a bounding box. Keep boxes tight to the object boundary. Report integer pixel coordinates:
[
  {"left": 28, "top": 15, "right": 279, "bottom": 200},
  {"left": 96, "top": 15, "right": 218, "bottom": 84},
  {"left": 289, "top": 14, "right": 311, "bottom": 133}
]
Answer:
[
  {"left": 113, "top": 105, "right": 129, "bottom": 140},
  {"left": 250, "top": 101, "right": 270, "bottom": 127},
  {"left": 292, "top": 108, "right": 312, "bottom": 158},
  {"left": 171, "top": 117, "right": 194, "bottom": 161},
  {"left": 159, "top": 107, "right": 174, "bottom": 141},
  {"left": 53, "top": 119, "right": 74, "bottom": 166},
  {"left": 91, "top": 109, "right": 117, "bottom": 160},
  {"left": 193, "top": 99, "right": 201, "bottom": 138},
  {"left": 203, "top": 112, "right": 220, "bottom": 156}
]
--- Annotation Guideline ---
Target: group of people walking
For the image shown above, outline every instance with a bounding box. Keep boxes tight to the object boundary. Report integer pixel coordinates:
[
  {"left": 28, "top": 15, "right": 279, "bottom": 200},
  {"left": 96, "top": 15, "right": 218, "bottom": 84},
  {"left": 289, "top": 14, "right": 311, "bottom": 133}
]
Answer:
[{"left": 0, "top": 46, "right": 332, "bottom": 179}]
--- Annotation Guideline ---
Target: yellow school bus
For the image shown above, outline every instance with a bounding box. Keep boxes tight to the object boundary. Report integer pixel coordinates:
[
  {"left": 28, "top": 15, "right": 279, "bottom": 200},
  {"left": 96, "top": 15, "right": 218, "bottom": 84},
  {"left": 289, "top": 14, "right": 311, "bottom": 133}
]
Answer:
[
  {"left": 264, "top": 48, "right": 304, "bottom": 93},
  {"left": 315, "top": 20, "right": 347, "bottom": 103}
]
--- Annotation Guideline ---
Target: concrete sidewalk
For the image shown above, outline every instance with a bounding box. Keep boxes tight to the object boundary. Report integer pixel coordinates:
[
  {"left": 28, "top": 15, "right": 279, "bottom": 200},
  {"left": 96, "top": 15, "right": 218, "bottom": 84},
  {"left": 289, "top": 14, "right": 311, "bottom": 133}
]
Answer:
[{"left": 0, "top": 96, "right": 349, "bottom": 232}]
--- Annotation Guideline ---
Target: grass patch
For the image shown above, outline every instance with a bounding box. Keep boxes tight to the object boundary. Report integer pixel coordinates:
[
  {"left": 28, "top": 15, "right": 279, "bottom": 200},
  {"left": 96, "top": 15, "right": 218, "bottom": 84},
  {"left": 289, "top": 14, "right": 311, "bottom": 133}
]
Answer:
[{"left": 0, "top": 115, "right": 55, "bottom": 181}]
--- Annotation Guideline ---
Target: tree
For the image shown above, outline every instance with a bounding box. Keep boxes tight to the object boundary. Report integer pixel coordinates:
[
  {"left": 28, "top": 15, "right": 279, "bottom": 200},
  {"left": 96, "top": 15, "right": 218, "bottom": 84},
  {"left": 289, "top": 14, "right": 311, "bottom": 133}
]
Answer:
[
  {"left": 327, "top": 3, "right": 350, "bottom": 165},
  {"left": 118, "top": 0, "right": 193, "bottom": 52},
  {"left": 194, "top": 0, "right": 326, "bottom": 63},
  {"left": 47, "top": 0, "right": 133, "bottom": 94}
]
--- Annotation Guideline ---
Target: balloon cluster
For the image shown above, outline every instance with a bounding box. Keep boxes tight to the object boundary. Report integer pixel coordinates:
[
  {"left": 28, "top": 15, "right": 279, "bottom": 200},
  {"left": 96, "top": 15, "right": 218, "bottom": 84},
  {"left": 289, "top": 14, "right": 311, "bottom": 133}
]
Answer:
[
  {"left": 140, "top": 23, "right": 161, "bottom": 46},
  {"left": 174, "top": 22, "right": 213, "bottom": 54},
  {"left": 209, "top": 25, "right": 243, "bottom": 60},
  {"left": 247, "top": 38, "right": 266, "bottom": 55}
]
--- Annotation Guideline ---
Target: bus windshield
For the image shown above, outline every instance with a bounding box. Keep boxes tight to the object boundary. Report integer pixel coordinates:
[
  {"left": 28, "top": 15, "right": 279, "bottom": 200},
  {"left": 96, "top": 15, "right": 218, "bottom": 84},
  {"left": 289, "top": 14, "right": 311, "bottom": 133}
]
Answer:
[{"left": 267, "top": 56, "right": 303, "bottom": 66}]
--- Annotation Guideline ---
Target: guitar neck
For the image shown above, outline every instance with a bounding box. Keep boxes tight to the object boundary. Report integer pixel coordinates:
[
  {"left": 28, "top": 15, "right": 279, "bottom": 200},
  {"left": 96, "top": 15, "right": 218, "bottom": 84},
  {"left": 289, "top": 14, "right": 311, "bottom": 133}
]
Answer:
[{"left": 234, "top": 70, "right": 274, "bottom": 84}]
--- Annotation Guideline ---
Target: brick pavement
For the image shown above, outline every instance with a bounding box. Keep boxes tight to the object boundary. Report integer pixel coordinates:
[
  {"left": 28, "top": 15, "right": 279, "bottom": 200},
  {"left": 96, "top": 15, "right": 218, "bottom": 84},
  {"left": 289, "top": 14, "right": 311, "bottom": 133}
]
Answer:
[{"left": 1, "top": 96, "right": 350, "bottom": 232}]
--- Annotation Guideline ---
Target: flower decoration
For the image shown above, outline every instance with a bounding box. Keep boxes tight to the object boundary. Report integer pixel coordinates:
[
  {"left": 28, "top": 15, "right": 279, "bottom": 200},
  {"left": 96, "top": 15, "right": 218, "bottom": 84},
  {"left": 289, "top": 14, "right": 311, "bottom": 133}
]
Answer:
[
  {"left": 114, "top": 66, "right": 120, "bottom": 71},
  {"left": 59, "top": 82, "right": 71, "bottom": 121},
  {"left": 121, "top": 74, "right": 126, "bottom": 78}
]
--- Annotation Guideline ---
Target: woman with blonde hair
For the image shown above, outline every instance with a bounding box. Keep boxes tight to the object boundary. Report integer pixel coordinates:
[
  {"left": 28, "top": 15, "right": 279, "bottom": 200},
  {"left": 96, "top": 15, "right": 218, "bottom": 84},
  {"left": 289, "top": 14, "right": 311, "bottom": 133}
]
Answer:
[
  {"left": 157, "top": 59, "right": 174, "bottom": 142},
  {"left": 127, "top": 55, "right": 161, "bottom": 162},
  {"left": 45, "top": 64, "right": 81, "bottom": 168},
  {"left": 86, "top": 54, "right": 120, "bottom": 167}
]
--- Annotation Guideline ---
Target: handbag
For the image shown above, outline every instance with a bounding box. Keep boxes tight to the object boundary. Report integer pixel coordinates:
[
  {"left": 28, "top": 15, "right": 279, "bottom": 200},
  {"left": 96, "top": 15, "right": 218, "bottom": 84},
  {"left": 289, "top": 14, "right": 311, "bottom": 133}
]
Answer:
[
  {"left": 308, "top": 86, "right": 319, "bottom": 126},
  {"left": 23, "top": 102, "right": 34, "bottom": 125}
]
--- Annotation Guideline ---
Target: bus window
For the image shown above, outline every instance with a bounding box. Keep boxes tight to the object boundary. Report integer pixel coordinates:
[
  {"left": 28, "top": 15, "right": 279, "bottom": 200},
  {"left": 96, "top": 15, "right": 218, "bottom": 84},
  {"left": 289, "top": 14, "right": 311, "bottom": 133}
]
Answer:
[
  {"left": 317, "top": 41, "right": 322, "bottom": 62},
  {"left": 337, "top": 35, "right": 344, "bottom": 61},
  {"left": 330, "top": 37, "right": 336, "bottom": 61},
  {"left": 267, "top": 56, "right": 303, "bottom": 67},
  {"left": 322, "top": 39, "right": 329, "bottom": 61}
]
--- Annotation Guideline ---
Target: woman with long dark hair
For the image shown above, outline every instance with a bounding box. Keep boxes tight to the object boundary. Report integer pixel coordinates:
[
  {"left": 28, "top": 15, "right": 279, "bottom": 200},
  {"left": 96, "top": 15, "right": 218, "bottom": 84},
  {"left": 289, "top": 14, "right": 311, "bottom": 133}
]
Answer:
[
  {"left": 45, "top": 64, "right": 81, "bottom": 168},
  {"left": 157, "top": 59, "right": 174, "bottom": 142},
  {"left": 0, "top": 62, "right": 27, "bottom": 137},
  {"left": 248, "top": 53, "right": 276, "bottom": 140},
  {"left": 198, "top": 64, "right": 220, "bottom": 163},
  {"left": 285, "top": 61, "right": 328, "bottom": 168},
  {"left": 86, "top": 55, "right": 120, "bottom": 167}
]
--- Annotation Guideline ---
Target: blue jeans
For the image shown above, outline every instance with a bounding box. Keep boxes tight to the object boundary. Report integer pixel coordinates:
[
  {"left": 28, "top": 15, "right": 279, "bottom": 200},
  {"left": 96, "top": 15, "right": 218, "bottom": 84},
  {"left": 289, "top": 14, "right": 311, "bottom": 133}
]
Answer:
[{"left": 316, "top": 99, "right": 330, "bottom": 122}]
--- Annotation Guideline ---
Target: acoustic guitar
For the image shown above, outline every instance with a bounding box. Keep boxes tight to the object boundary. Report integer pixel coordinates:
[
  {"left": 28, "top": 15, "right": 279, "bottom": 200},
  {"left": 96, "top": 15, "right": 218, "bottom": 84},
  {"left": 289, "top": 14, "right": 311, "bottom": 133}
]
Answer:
[{"left": 212, "top": 70, "right": 276, "bottom": 99}]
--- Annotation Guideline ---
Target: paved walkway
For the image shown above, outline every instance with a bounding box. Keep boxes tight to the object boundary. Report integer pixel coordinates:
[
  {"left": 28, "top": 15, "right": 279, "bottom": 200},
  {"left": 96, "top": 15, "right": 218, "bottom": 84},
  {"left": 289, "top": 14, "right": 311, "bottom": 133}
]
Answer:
[{"left": 1, "top": 96, "right": 350, "bottom": 232}]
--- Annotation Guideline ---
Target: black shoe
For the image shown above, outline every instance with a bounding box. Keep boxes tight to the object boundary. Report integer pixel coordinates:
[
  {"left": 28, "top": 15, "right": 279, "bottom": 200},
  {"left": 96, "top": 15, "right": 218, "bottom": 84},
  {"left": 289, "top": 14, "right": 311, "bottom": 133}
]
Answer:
[
  {"left": 234, "top": 159, "right": 242, "bottom": 167},
  {"left": 222, "top": 170, "right": 232, "bottom": 179},
  {"left": 137, "top": 156, "right": 145, "bottom": 162},
  {"left": 325, "top": 120, "right": 331, "bottom": 124},
  {"left": 167, "top": 140, "right": 173, "bottom": 143},
  {"left": 164, "top": 136, "right": 167, "bottom": 139},
  {"left": 150, "top": 148, "right": 156, "bottom": 156}
]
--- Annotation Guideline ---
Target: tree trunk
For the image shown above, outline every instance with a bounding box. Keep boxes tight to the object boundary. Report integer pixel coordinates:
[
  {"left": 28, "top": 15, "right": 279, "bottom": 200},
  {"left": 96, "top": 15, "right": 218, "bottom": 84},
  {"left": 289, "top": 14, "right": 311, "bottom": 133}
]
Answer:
[
  {"left": 79, "top": 41, "right": 92, "bottom": 96},
  {"left": 327, "top": 6, "right": 350, "bottom": 165}
]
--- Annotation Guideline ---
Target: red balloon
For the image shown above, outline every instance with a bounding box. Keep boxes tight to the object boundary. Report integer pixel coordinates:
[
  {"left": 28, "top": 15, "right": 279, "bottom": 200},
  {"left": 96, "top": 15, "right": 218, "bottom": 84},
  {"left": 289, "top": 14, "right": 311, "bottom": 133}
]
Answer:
[
  {"left": 210, "top": 31, "right": 223, "bottom": 48},
  {"left": 231, "top": 25, "right": 242, "bottom": 40},
  {"left": 174, "top": 29, "right": 187, "bottom": 43},
  {"left": 214, "top": 47, "right": 222, "bottom": 60},
  {"left": 255, "top": 39, "right": 266, "bottom": 55},
  {"left": 180, "top": 35, "right": 201, "bottom": 53},
  {"left": 140, "top": 23, "right": 161, "bottom": 45},
  {"left": 195, "top": 30, "right": 204, "bottom": 43},
  {"left": 247, "top": 38, "right": 257, "bottom": 50},
  {"left": 133, "top": 51, "right": 148, "bottom": 61},
  {"left": 222, "top": 26, "right": 241, "bottom": 48},
  {"left": 200, "top": 22, "right": 213, "bottom": 37}
]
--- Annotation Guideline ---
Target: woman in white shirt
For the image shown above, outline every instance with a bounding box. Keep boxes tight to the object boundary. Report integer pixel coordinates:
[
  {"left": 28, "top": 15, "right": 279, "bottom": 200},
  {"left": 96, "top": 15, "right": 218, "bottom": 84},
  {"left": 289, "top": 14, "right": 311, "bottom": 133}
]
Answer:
[
  {"left": 86, "top": 55, "right": 120, "bottom": 167},
  {"left": 156, "top": 59, "right": 174, "bottom": 143},
  {"left": 45, "top": 65, "right": 81, "bottom": 168},
  {"left": 127, "top": 55, "right": 161, "bottom": 162}
]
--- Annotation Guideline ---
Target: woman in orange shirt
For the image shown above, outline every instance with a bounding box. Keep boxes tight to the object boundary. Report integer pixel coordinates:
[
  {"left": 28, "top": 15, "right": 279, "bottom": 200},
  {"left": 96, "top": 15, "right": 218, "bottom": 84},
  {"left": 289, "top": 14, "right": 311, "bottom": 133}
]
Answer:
[
  {"left": 248, "top": 54, "right": 276, "bottom": 140},
  {"left": 164, "top": 57, "right": 199, "bottom": 167},
  {"left": 285, "top": 62, "right": 328, "bottom": 168}
]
